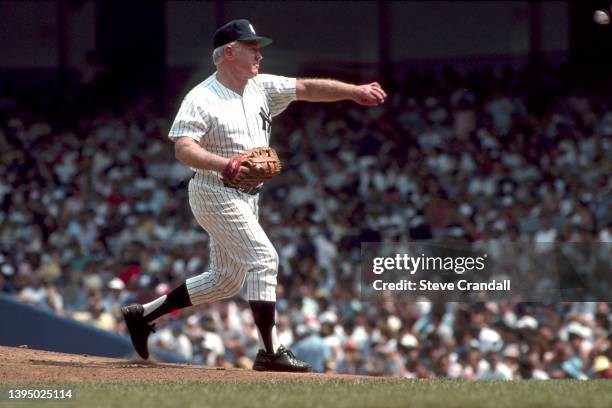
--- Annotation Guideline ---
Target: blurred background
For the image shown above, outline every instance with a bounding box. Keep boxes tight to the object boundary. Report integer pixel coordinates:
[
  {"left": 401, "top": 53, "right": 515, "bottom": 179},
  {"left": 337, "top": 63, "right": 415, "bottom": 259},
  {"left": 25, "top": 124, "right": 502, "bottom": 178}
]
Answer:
[{"left": 0, "top": 1, "right": 611, "bottom": 379}]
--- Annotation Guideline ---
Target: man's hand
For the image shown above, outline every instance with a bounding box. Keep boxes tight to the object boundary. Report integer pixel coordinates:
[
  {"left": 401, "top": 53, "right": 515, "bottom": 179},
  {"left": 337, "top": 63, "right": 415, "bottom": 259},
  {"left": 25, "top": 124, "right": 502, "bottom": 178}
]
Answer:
[
  {"left": 352, "top": 82, "right": 387, "bottom": 106},
  {"left": 223, "top": 151, "right": 254, "bottom": 186},
  {"left": 222, "top": 147, "right": 281, "bottom": 188}
]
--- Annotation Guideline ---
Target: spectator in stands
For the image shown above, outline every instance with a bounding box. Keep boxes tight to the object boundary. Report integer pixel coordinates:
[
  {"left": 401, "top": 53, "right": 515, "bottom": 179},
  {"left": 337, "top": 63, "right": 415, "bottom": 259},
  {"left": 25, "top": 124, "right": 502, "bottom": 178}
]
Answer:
[{"left": 291, "top": 320, "right": 332, "bottom": 373}]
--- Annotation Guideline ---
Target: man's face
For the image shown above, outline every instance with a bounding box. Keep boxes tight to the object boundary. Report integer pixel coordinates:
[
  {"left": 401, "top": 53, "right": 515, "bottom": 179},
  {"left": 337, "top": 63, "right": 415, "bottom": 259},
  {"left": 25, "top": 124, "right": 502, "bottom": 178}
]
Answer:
[{"left": 228, "top": 40, "right": 262, "bottom": 78}]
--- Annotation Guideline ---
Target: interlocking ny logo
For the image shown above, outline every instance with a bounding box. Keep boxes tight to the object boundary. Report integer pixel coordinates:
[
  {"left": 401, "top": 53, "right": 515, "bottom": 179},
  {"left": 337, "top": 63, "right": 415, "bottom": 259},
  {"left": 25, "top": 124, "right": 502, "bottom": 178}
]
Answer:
[{"left": 259, "top": 107, "right": 271, "bottom": 132}]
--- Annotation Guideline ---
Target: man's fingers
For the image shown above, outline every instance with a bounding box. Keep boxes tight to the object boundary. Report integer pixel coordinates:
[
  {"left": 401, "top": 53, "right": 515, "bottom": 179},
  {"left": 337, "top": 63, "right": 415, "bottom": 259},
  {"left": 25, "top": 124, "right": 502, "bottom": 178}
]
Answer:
[
  {"left": 371, "top": 82, "right": 388, "bottom": 98},
  {"left": 373, "top": 84, "right": 387, "bottom": 99},
  {"left": 373, "top": 88, "right": 386, "bottom": 101},
  {"left": 369, "top": 88, "right": 386, "bottom": 104},
  {"left": 354, "top": 83, "right": 387, "bottom": 106},
  {"left": 357, "top": 83, "right": 387, "bottom": 100}
]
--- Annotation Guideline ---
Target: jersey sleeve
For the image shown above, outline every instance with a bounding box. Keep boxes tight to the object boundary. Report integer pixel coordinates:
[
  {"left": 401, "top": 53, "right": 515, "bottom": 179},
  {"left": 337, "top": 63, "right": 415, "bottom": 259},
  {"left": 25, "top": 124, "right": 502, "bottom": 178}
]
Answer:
[
  {"left": 168, "top": 92, "right": 210, "bottom": 143},
  {"left": 255, "top": 74, "right": 297, "bottom": 117}
]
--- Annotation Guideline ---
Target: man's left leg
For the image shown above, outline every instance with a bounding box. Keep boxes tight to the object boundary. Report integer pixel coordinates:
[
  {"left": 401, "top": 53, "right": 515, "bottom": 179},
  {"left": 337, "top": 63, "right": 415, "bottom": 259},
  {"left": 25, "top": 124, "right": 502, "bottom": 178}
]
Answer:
[
  {"left": 243, "top": 208, "right": 311, "bottom": 372},
  {"left": 249, "top": 307, "right": 311, "bottom": 372}
]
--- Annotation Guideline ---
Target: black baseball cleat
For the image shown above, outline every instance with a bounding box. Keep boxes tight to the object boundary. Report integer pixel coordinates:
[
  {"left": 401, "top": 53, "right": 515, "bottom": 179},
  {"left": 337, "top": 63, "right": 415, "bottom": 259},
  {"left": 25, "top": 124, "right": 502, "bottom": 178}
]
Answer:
[
  {"left": 121, "top": 304, "right": 156, "bottom": 360},
  {"left": 252, "top": 345, "right": 312, "bottom": 372}
]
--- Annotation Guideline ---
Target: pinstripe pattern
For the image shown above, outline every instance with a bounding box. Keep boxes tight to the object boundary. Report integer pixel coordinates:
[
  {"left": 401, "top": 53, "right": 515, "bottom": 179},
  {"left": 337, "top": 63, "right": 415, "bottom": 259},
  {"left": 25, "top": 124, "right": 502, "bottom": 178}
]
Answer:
[{"left": 169, "top": 73, "right": 295, "bottom": 302}]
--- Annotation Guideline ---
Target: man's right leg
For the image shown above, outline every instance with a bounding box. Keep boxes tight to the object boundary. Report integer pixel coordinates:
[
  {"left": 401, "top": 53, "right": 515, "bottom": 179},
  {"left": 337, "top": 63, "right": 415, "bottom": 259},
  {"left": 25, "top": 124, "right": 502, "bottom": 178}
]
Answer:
[
  {"left": 142, "top": 283, "right": 192, "bottom": 323},
  {"left": 122, "top": 239, "right": 248, "bottom": 360},
  {"left": 121, "top": 283, "right": 192, "bottom": 359}
]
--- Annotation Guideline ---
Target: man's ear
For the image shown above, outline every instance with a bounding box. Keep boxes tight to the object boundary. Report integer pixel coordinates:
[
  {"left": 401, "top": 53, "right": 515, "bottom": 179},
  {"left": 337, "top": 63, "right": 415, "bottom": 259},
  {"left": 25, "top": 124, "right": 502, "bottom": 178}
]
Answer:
[{"left": 224, "top": 43, "right": 237, "bottom": 60}]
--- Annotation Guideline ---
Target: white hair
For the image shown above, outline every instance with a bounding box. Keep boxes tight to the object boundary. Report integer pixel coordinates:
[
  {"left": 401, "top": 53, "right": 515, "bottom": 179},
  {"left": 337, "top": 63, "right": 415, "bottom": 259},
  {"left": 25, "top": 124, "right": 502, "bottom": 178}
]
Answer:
[{"left": 212, "top": 41, "right": 240, "bottom": 66}]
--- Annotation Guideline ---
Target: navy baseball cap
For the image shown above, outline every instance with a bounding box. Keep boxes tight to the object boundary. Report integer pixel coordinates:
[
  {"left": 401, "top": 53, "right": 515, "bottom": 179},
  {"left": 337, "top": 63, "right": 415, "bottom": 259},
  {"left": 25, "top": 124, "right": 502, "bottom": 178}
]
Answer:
[{"left": 213, "top": 19, "right": 272, "bottom": 48}]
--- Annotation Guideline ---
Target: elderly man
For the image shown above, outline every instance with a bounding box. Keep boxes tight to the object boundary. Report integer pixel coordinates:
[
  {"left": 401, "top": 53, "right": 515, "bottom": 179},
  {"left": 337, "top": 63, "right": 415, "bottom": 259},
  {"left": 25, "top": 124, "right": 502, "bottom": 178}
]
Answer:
[{"left": 122, "top": 19, "right": 386, "bottom": 372}]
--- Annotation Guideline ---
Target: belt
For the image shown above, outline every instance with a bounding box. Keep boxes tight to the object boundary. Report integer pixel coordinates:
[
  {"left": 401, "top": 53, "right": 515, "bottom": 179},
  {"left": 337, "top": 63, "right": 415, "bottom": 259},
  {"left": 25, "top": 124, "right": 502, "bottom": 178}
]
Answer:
[
  {"left": 222, "top": 181, "right": 262, "bottom": 195},
  {"left": 190, "top": 172, "right": 261, "bottom": 195}
]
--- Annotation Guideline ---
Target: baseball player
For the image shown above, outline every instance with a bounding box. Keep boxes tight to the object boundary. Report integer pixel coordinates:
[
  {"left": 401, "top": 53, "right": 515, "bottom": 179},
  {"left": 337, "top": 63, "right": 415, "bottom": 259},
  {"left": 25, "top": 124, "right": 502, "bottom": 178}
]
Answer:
[{"left": 121, "top": 19, "right": 386, "bottom": 372}]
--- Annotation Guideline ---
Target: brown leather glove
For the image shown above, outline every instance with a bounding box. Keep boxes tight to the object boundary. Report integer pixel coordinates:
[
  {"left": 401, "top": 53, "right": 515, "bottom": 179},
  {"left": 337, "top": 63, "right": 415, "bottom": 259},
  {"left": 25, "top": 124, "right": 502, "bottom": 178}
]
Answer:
[{"left": 222, "top": 146, "right": 282, "bottom": 188}]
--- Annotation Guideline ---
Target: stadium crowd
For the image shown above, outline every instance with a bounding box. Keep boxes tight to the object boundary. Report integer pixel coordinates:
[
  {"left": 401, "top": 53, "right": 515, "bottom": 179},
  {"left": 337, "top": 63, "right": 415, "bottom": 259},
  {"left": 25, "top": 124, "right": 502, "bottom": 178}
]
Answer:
[{"left": 0, "top": 64, "right": 611, "bottom": 379}]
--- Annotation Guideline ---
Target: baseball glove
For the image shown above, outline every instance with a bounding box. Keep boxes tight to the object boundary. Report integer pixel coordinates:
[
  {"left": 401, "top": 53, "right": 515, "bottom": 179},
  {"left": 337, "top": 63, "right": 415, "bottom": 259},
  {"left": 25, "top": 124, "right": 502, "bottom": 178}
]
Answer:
[{"left": 222, "top": 146, "right": 281, "bottom": 188}]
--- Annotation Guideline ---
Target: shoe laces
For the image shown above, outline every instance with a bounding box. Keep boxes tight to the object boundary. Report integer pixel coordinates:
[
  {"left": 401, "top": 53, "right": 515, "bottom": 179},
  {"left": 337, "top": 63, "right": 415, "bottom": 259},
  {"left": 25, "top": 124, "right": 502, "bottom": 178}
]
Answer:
[{"left": 279, "top": 347, "right": 299, "bottom": 362}]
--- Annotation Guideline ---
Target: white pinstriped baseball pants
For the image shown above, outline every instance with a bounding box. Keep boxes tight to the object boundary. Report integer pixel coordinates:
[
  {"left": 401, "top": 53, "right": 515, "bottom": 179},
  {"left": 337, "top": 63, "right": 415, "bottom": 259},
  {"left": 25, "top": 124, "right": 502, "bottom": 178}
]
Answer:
[{"left": 185, "top": 174, "right": 278, "bottom": 303}]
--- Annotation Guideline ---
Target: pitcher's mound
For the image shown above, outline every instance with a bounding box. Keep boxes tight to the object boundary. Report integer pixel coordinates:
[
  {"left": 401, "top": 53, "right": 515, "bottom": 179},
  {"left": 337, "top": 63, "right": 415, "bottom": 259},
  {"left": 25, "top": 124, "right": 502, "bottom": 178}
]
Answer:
[{"left": 0, "top": 346, "right": 381, "bottom": 384}]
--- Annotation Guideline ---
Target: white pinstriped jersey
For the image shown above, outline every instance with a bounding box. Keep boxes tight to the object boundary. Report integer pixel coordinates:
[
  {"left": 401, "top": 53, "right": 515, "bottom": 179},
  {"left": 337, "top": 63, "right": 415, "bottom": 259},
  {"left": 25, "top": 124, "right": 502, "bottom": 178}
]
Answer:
[
  {"left": 168, "top": 72, "right": 295, "bottom": 303},
  {"left": 168, "top": 73, "right": 296, "bottom": 182}
]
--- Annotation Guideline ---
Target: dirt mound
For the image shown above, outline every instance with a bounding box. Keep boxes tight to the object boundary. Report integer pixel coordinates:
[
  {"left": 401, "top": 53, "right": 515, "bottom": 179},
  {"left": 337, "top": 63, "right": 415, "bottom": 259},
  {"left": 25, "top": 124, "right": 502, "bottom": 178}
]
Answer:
[{"left": 0, "top": 346, "right": 380, "bottom": 384}]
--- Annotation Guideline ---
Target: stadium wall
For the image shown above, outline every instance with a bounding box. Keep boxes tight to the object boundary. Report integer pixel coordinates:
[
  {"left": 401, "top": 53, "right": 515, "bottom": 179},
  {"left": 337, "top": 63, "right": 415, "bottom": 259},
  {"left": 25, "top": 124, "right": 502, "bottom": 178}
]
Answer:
[{"left": 0, "top": 294, "right": 189, "bottom": 363}]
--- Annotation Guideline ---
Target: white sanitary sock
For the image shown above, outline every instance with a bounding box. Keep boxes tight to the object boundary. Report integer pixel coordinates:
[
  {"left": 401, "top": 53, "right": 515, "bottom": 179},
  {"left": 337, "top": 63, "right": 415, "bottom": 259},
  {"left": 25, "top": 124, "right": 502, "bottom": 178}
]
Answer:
[{"left": 142, "top": 295, "right": 167, "bottom": 317}]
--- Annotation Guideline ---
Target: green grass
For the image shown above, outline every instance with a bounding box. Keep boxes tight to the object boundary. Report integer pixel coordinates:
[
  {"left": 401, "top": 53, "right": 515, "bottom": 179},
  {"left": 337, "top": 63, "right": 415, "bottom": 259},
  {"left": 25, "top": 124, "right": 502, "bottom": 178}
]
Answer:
[{"left": 3, "top": 380, "right": 612, "bottom": 408}]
